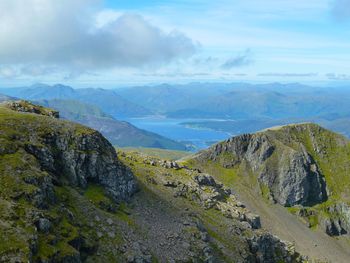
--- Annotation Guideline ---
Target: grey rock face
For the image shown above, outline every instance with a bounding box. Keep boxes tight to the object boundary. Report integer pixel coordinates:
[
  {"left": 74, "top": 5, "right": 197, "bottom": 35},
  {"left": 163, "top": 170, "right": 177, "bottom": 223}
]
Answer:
[
  {"left": 320, "top": 203, "right": 350, "bottom": 236},
  {"left": 35, "top": 218, "right": 52, "bottom": 233},
  {"left": 193, "top": 174, "right": 216, "bottom": 186},
  {"left": 208, "top": 134, "right": 275, "bottom": 169},
  {"left": 25, "top": 129, "right": 137, "bottom": 202},
  {"left": 259, "top": 145, "right": 327, "bottom": 206},
  {"left": 249, "top": 233, "right": 300, "bottom": 263},
  {"left": 197, "top": 131, "right": 328, "bottom": 207}
]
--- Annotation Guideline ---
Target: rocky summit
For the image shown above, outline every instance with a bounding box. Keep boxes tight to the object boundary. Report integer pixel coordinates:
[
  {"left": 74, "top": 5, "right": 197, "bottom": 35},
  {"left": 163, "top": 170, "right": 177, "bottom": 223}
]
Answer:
[
  {"left": 0, "top": 102, "right": 136, "bottom": 262},
  {"left": 188, "top": 123, "right": 350, "bottom": 254},
  {"left": 0, "top": 102, "right": 306, "bottom": 262}
]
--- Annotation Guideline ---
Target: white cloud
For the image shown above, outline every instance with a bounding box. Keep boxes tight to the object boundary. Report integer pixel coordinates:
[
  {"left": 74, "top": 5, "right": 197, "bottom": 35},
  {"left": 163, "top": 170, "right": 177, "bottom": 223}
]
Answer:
[
  {"left": 258, "top": 73, "right": 318, "bottom": 77},
  {"left": 221, "top": 49, "right": 253, "bottom": 69},
  {"left": 326, "top": 73, "right": 350, "bottom": 80},
  {"left": 0, "top": 66, "right": 19, "bottom": 79},
  {"left": 0, "top": 0, "right": 196, "bottom": 74}
]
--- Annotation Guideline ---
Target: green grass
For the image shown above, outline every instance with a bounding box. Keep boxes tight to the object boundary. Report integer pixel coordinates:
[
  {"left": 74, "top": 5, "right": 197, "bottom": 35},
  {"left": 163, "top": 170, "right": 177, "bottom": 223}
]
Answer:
[
  {"left": 84, "top": 184, "right": 110, "bottom": 205},
  {"left": 117, "top": 147, "right": 190, "bottom": 160}
]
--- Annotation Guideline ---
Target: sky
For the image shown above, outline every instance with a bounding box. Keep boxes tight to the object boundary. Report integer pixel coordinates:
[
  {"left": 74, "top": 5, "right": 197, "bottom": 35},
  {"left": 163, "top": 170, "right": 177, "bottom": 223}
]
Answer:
[{"left": 0, "top": 0, "right": 349, "bottom": 88}]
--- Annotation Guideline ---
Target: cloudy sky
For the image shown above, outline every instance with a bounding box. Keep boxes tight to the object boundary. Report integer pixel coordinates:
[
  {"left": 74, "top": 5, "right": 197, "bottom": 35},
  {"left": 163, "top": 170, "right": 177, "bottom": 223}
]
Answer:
[{"left": 0, "top": 0, "right": 349, "bottom": 87}]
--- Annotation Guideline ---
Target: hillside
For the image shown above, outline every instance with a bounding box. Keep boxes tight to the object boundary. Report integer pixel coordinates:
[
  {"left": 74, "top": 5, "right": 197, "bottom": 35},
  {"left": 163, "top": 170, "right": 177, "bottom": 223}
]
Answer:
[
  {"left": 184, "top": 123, "right": 350, "bottom": 261},
  {"left": 0, "top": 101, "right": 304, "bottom": 262},
  {"left": 37, "top": 99, "right": 187, "bottom": 150}
]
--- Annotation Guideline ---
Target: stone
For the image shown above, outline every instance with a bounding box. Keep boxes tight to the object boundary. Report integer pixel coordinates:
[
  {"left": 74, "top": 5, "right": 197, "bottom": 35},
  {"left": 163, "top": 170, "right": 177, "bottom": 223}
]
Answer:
[
  {"left": 194, "top": 174, "right": 216, "bottom": 186},
  {"left": 245, "top": 213, "right": 261, "bottom": 229},
  {"left": 35, "top": 218, "right": 51, "bottom": 233}
]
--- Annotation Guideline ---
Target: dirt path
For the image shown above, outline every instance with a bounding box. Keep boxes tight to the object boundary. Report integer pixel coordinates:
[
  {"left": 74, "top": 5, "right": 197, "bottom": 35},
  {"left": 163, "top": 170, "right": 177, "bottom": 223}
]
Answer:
[{"left": 234, "top": 186, "right": 350, "bottom": 262}]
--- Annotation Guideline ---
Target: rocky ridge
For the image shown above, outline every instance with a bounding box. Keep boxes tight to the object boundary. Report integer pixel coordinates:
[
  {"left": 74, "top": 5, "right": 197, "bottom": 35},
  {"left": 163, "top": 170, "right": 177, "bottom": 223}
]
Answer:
[
  {"left": 190, "top": 123, "right": 350, "bottom": 238},
  {"left": 2, "top": 100, "right": 60, "bottom": 118},
  {"left": 121, "top": 152, "right": 303, "bottom": 262}
]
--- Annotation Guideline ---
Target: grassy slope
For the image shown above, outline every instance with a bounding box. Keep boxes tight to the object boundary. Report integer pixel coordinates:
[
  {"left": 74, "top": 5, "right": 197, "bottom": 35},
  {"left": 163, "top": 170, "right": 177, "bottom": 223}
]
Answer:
[{"left": 117, "top": 147, "right": 190, "bottom": 160}]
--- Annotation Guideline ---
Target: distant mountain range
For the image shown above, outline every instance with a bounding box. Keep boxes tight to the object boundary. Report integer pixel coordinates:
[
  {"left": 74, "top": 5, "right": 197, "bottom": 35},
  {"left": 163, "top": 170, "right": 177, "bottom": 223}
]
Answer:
[
  {"left": 2, "top": 82, "right": 350, "bottom": 142},
  {"left": 0, "top": 93, "right": 16, "bottom": 102},
  {"left": 36, "top": 99, "right": 187, "bottom": 150},
  {"left": 0, "top": 84, "right": 152, "bottom": 118},
  {"left": 114, "top": 82, "right": 350, "bottom": 120},
  {"left": 114, "top": 82, "right": 350, "bottom": 137},
  {"left": 0, "top": 88, "right": 187, "bottom": 150}
]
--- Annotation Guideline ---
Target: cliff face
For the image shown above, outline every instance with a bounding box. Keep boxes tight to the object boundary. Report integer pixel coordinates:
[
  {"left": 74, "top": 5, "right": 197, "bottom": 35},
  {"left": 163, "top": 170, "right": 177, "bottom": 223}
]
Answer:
[
  {"left": 191, "top": 123, "right": 350, "bottom": 237},
  {"left": 0, "top": 103, "right": 137, "bottom": 262},
  {"left": 195, "top": 126, "right": 328, "bottom": 207},
  {"left": 0, "top": 101, "right": 136, "bottom": 204},
  {"left": 24, "top": 126, "right": 136, "bottom": 203}
]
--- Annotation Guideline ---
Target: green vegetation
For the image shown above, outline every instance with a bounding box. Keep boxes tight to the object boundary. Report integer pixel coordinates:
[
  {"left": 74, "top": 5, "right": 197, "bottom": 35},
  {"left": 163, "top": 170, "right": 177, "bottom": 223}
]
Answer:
[
  {"left": 187, "top": 123, "right": 350, "bottom": 232},
  {"left": 118, "top": 147, "right": 190, "bottom": 160},
  {"left": 84, "top": 184, "right": 110, "bottom": 206},
  {"left": 0, "top": 105, "right": 127, "bottom": 262}
]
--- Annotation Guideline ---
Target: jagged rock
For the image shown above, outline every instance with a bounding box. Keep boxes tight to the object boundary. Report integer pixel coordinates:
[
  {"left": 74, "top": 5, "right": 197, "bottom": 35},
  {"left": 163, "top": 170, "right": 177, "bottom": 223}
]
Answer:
[
  {"left": 249, "top": 233, "right": 300, "bottom": 263},
  {"left": 194, "top": 124, "right": 328, "bottom": 207},
  {"left": 319, "top": 203, "right": 350, "bottom": 236},
  {"left": 35, "top": 218, "right": 52, "bottom": 233},
  {"left": 160, "top": 160, "right": 180, "bottom": 170},
  {"left": 245, "top": 213, "right": 261, "bottom": 229},
  {"left": 194, "top": 174, "right": 216, "bottom": 186},
  {"left": 24, "top": 125, "right": 137, "bottom": 203},
  {"left": 320, "top": 218, "right": 344, "bottom": 236},
  {"left": 259, "top": 144, "right": 327, "bottom": 206}
]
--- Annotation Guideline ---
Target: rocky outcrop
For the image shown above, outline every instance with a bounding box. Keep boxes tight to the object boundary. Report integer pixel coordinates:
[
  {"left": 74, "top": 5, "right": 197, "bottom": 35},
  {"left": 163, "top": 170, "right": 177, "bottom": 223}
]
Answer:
[
  {"left": 2, "top": 104, "right": 137, "bottom": 204},
  {"left": 258, "top": 145, "right": 327, "bottom": 206},
  {"left": 142, "top": 158, "right": 263, "bottom": 230},
  {"left": 194, "top": 125, "right": 328, "bottom": 207},
  {"left": 0, "top": 103, "right": 139, "bottom": 262},
  {"left": 320, "top": 203, "right": 350, "bottom": 236},
  {"left": 3, "top": 100, "right": 59, "bottom": 118},
  {"left": 123, "top": 153, "right": 303, "bottom": 262},
  {"left": 25, "top": 129, "right": 136, "bottom": 203},
  {"left": 249, "top": 233, "right": 300, "bottom": 263}
]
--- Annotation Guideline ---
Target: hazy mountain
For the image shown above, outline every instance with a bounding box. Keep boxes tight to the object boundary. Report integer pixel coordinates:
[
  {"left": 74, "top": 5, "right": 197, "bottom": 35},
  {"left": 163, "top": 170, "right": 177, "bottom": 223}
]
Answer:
[
  {"left": 115, "top": 82, "right": 350, "bottom": 122},
  {"left": 0, "top": 93, "right": 16, "bottom": 102},
  {"left": 0, "top": 84, "right": 152, "bottom": 118},
  {"left": 114, "top": 82, "right": 243, "bottom": 113},
  {"left": 38, "top": 99, "right": 187, "bottom": 150}
]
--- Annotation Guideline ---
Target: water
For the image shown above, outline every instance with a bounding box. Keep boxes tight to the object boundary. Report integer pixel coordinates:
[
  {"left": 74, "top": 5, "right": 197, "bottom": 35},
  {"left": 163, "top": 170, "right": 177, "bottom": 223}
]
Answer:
[{"left": 122, "top": 116, "right": 231, "bottom": 150}]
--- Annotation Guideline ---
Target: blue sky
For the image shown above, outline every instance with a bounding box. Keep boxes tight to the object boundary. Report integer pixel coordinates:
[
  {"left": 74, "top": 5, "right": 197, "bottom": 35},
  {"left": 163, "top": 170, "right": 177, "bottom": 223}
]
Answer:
[{"left": 0, "top": 0, "right": 349, "bottom": 87}]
